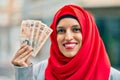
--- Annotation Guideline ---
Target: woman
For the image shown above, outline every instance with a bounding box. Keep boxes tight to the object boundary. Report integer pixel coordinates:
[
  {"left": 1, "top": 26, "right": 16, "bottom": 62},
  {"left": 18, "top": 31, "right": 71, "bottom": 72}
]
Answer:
[{"left": 11, "top": 4, "right": 120, "bottom": 80}]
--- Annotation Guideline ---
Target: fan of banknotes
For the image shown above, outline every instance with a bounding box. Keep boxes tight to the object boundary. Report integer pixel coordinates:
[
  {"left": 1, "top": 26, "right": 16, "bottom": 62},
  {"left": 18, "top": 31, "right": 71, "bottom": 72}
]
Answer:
[{"left": 20, "top": 20, "right": 53, "bottom": 57}]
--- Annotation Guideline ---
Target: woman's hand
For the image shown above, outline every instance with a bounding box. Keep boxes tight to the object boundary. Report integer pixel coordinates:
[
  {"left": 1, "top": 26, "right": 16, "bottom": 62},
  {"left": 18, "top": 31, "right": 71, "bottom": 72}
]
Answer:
[{"left": 11, "top": 44, "right": 33, "bottom": 67}]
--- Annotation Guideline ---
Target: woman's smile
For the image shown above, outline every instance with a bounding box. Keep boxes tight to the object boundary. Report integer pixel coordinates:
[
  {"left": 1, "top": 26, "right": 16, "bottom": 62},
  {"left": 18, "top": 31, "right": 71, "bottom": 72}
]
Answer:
[{"left": 63, "top": 42, "right": 77, "bottom": 49}]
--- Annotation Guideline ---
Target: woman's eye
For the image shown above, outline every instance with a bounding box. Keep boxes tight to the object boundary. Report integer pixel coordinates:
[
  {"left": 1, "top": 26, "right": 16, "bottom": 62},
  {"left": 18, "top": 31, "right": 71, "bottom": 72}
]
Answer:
[
  {"left": 57, "top": 29, "right": 65, "bottom": 34},
  {"left": 73, "top": 28, "right": 81, "bottom": 32}
]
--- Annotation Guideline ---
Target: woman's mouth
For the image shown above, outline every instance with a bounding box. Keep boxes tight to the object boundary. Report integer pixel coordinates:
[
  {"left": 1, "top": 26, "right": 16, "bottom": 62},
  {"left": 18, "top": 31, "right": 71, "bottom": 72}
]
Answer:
[{"left": 63, "top": 42, "right": 77, "bottom": 49}]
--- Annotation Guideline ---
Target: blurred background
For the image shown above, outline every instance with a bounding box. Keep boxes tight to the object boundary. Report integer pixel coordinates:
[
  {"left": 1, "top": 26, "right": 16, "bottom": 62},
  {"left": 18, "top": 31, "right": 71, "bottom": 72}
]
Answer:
[{"left": 0, "top": 0, "right": 120, "bottom": 80}]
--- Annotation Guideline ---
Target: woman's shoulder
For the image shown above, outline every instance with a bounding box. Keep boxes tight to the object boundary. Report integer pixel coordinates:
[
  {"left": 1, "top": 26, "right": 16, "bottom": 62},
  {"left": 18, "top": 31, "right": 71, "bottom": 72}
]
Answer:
[
  {"left": 109, "top": 67, "right": 120, "bottom": 80},
  {"left": 35, "top": 59, "right": 48, "bottom": 66},
  {"left": 33, "top": 59, "right": 48, "bottom": 71},
  {"left": 33, "top": 59, "right": 48, "bottom": 80}
]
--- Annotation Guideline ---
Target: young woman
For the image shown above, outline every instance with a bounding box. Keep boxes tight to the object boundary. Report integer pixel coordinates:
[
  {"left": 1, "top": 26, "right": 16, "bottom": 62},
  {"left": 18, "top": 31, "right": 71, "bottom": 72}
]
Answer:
[{"left": 11, "top": 4, "right": 120, "bottom": 80}]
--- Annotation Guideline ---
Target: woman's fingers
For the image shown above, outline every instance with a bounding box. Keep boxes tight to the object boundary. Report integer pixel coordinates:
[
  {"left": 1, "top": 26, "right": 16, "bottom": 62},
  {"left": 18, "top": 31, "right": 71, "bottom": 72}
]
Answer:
[
  {"left": 11, "top": 44, "right": 33, "bottom": 67},
  {"left": 15, "top": 51, "right": 33, "bottom": 67},
  {"left": 13, "top": 44, "right": 28, "bottom": 60},
  {"left": 12, "top": 52, "right": 32, "bottom": 67},
  {"left": 17, "top": 46, "right": 33, "bottom": 59},
  {"left": 24, "top": 51, "right": 33, "bottom": 65}
]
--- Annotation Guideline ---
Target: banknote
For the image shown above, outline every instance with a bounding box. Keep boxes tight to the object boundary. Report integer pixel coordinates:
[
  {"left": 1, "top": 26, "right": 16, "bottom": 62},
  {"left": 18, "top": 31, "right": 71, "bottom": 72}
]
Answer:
[{"left": 20, "top": 20, "right": 53, "bottom": 57}]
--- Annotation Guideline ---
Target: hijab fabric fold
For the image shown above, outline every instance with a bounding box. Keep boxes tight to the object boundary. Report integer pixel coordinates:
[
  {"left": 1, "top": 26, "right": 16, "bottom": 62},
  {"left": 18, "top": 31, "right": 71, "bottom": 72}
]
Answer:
[{"left": 45, "top": 4, "right": 110, "bottom": 80}]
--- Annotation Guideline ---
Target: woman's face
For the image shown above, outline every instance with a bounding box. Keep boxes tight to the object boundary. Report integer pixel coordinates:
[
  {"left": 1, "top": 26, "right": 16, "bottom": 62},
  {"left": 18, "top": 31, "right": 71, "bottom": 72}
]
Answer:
[{"left": 57, "top": 18, "right": 82, "bottom": 58}]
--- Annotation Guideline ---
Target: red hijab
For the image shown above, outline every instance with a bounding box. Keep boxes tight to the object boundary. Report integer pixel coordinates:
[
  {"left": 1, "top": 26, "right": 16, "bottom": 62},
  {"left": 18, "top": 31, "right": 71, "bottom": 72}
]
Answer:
[{"left": 45, "top": 4, "right": 110, "bottom": 80}]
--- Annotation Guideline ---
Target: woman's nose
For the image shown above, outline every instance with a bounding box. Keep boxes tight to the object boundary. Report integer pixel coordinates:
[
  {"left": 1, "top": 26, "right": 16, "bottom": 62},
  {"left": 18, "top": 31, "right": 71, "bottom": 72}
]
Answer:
[{"left": 65, "top": 30, "right": 73, "bottom": 41}]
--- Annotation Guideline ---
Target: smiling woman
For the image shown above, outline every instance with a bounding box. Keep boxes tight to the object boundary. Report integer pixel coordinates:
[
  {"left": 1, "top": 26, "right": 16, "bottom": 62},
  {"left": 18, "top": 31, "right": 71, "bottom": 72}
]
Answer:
[{"left": 11, "top": 4, "right": 120, "bottom": 80}]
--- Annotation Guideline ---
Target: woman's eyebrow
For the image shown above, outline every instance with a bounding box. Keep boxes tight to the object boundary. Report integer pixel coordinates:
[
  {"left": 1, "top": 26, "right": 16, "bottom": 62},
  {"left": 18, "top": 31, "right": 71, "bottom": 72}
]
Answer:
[
  {"left": 72, "top": 25, "right": 81, "bottom": 28},
  {"left": 56, "top": 26, "right": 64, "bottom": 29}
]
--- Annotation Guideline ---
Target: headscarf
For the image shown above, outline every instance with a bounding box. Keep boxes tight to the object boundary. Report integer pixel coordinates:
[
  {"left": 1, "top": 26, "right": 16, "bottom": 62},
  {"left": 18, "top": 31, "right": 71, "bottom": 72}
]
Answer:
[{"left": 45, "top": 4, "right": 110, "bottom": 80}]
